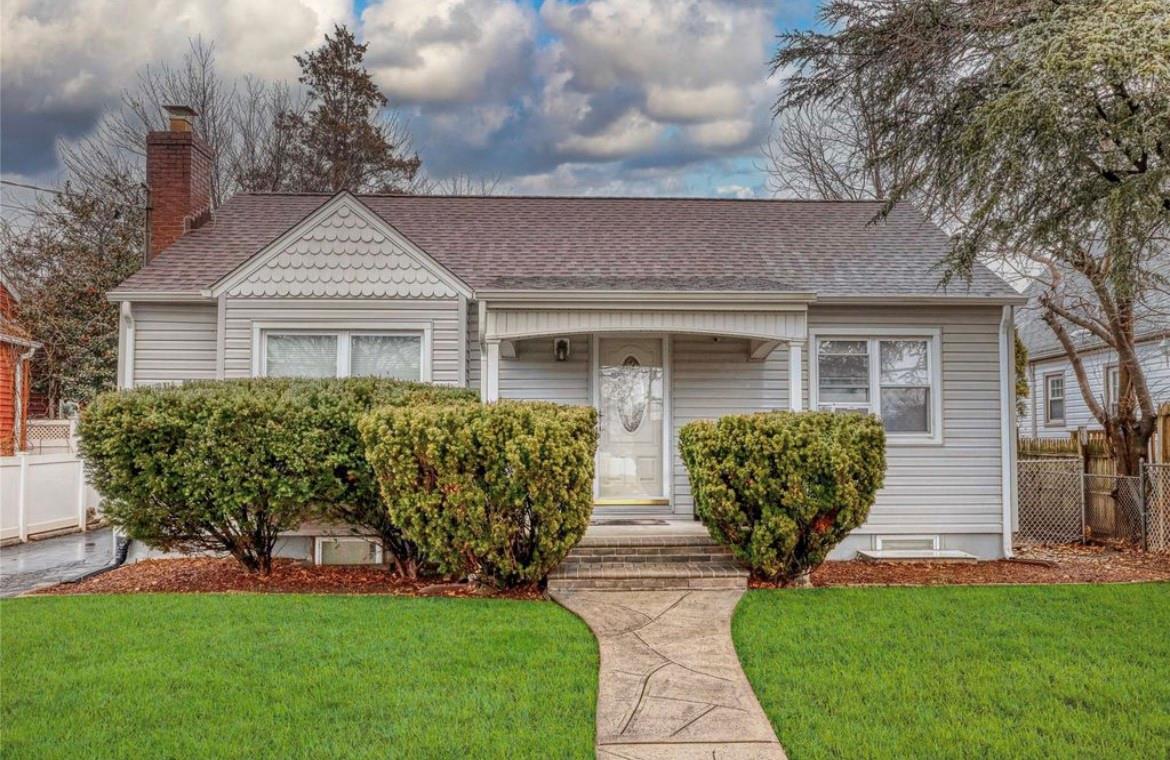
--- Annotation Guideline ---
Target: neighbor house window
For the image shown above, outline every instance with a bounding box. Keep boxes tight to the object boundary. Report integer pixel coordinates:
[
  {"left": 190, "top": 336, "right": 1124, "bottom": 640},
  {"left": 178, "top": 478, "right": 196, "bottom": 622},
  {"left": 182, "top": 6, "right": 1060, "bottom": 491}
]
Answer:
[
  {"left": 813, "top": 333, "right": 939, "bottom": 440},
  {"left": 1044, "top": 374, "right": 1065, "bottom": 424},
  {"left": 1105, "top": 364, "right": 1119, "bottom": 415},
  {"left": 262, "top": 330, "right": 425, "bottom": 380}
]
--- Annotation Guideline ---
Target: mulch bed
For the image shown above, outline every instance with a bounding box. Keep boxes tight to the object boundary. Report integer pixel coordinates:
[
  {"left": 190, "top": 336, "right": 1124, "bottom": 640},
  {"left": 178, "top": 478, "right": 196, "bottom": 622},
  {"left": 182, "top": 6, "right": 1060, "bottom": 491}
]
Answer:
[
  {"left": 751, "top": 543, "right": 1170, "bottom": 588},
  {"left": 35, "top": 558, "right": 544, "bottom": 599},
  {"left": 32, "top": 544, "right": 1170, "bottom": 597}
]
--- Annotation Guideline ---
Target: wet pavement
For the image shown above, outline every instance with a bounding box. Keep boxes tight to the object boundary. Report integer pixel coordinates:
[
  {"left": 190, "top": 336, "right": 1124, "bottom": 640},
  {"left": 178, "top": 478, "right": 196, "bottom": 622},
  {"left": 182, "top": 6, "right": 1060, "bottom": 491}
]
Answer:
[{"left": 0, "top": 527, "right": 115, "bottom": 597}]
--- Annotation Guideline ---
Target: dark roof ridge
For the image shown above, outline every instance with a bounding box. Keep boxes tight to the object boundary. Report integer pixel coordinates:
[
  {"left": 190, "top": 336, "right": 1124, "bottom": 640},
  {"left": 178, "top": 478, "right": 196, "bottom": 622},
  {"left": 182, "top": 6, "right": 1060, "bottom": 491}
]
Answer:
[{"left": 236, "top": 190, "right": 892, "bottom": 204}]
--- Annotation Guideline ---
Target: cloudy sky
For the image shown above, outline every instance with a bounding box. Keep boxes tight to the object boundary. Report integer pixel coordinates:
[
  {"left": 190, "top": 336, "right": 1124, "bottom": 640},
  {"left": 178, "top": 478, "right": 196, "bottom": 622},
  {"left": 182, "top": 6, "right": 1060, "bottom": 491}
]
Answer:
[{"left": 1, "top": 0, "right": 819, "bottom": 199}]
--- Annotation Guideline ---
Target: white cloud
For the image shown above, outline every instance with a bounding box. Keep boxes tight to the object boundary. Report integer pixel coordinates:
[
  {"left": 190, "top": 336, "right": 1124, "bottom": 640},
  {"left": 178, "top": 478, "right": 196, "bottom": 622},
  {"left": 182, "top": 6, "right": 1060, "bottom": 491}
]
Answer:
[
  {"left": 644, "top": 83, "right": 747, "bottom": 123},
  {"left": 685, "top": 119, "right": 756, "bottom": 150},
  {"left": 1, "top": 0, "right": 350, "bottom": 173},
  {"left": 535, "top": 0, "right": 775, "bottom": 162},
  {"left": 2, "top": 0, "right": 781, "bottom": 196},
  {"left": 2, "top": 0, "right": 348, "bottom": 91},
  {"left": 360, "top": 0, "right": 535, "bottom": 103},
  {"left": 716, "top": 184, "right": 757, "bottom": 199},
  {"left": 556, "top": 109, "right": 665, "bottom": 160}
]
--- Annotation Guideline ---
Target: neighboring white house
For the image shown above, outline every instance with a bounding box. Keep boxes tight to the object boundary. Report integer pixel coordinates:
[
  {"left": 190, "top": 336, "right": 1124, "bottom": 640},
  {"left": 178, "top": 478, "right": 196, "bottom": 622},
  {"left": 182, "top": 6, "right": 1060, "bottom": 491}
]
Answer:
[
  {"left": 1016, "top": 286, "right": 1170, "bottom": 440},
  {"left": 108, "top": 108, "right": 1026, "bottom": 560}
]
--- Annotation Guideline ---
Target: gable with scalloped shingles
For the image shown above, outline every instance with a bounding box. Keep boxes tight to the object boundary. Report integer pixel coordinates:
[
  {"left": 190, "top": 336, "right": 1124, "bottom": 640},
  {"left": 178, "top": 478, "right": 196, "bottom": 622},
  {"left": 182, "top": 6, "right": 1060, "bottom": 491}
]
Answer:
[{"left": 227, "top": 202, "right": 459, "bottom": 299}]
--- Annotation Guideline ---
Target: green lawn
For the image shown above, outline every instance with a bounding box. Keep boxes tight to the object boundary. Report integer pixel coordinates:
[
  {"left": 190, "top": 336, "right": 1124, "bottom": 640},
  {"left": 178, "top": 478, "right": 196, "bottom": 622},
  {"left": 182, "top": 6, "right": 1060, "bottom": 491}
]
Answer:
[
  {"left": 734, "top": 583, "right": 1170, "bottom": 760},
  {"left": 1, "top": 595, "right": 597, "bottom": 759}
]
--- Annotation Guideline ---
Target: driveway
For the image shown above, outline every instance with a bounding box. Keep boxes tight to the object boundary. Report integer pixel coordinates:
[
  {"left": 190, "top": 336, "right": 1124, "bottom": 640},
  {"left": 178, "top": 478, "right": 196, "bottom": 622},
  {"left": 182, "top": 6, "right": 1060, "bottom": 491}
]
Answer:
[{"left": 0, "top": 528, "right": 115, "bottom": 597}]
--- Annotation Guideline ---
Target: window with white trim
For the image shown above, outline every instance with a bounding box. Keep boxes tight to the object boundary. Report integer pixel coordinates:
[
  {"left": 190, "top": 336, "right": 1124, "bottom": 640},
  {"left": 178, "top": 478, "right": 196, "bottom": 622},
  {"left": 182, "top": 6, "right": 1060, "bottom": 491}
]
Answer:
[
  {"left": 1044, "top": 373, "right": 1065, "bottom": 424},
  {"left": 814, "top": 335, "right": 938, "bottom": 438},
  {"left": 1105, "top": 364, "right": 1119, "bottom": 416},
  {"left": 262, "top": 330, "right": 424, "bottom": 380}
]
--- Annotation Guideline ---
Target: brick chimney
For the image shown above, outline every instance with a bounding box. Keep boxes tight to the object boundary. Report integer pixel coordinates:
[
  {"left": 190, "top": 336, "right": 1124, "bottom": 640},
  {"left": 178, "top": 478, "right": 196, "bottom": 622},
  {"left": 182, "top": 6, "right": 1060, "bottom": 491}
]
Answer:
[{"left": 146, "top": 105, "right": 213, "bottom": 261}]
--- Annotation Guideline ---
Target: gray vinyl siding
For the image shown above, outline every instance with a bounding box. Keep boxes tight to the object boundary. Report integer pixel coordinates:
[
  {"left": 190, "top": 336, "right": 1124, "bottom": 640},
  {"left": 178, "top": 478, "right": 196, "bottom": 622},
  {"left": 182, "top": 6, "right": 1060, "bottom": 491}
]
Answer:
[
  {"left": 807, "top": 305, "right": 1006, "bottom": 537},
  {"left": 1024, "top": 340, "right": 1170, "bottom": 439},
  {"left": 467, "top": 303, "right": 480, "bottom": 390},
  {"left": 670, "top": 336, "right": 789, "bottom": 515},
  {"left": 222, "top": 298, "right": 463, "bottom": 383},
  {"left": 499, "top": 335, "right": 591, "bottom": 404},
  {"left": 131, "top": 302, "right": 218, "bottom": 384}
]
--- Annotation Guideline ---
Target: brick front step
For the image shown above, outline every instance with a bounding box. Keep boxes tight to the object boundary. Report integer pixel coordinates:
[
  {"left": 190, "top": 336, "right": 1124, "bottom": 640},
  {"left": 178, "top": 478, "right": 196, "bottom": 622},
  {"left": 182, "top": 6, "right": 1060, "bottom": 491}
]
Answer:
[
  {"left": 548, "top": 533, "right": 748, "bottom": 591},
  {"left": 547, "top": 574, "right": 746, "bottom": 591}
]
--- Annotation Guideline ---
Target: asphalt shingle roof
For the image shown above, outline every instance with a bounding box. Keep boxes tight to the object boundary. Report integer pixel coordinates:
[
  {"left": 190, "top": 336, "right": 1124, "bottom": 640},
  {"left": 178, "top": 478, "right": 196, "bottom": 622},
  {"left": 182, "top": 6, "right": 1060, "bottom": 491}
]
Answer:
[{"left": 114, "top": 192, "right": 1016, "bottom": 298}]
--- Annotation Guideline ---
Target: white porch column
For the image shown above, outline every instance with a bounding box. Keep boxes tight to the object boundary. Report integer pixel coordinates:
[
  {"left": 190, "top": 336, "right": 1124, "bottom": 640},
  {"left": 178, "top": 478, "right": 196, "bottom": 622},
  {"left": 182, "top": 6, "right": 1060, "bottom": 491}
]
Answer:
[
  {"left": 484, "top": 339, "right": 501, "bottom": 403},
  {"left": 789, "top": 340, "right": 804, "bottom": 411}
]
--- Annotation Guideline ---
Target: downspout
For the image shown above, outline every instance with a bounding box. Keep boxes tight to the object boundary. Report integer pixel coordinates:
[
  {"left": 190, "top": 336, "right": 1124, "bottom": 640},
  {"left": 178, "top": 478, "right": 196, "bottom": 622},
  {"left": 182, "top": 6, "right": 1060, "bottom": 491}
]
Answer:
[
  {"left": 13, "top": 344, "right": 37, "bottom": 452},
  {"left": 120, "top": 302, "right": 136, "bottom": 388},
  {"left": 1029, "top": 363, "right": 1037, "bottom": 438},
  {"left": 999, "top": 306, "right": 1017, "bottom": 558}
]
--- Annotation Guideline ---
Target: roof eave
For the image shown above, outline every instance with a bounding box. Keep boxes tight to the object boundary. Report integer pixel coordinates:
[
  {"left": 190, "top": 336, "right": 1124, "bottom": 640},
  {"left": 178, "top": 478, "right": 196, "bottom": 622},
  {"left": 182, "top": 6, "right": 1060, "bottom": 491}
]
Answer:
[
  {"left": 107, "top": 290, "right": 214, "bottom": 303},
  {"left": 817, "top": 293, "right": 1028, "bottom": 306},
  {"left": 474, "top": 288, "right": 818, "bottom": 304}
]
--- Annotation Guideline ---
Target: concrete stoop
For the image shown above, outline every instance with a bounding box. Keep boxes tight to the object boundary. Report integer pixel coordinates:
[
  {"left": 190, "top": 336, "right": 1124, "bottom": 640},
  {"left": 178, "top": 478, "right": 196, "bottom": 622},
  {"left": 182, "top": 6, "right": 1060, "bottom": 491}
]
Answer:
[{"left": 548, "top": 534, "right": 748, "bottom": 592}]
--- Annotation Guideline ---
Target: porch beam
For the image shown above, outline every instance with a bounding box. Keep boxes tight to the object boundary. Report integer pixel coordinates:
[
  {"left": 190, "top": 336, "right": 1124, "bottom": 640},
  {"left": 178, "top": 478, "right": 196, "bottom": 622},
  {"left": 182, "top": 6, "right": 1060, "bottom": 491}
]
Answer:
[{"left": 789, "top": 340, "right": 804, "bottom": 411}]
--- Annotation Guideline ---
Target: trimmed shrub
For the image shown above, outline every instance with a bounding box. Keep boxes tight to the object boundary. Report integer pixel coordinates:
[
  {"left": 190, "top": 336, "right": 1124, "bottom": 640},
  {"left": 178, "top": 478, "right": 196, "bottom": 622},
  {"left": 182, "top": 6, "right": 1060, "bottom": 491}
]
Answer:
[
  {"left": 80, "top": 380, "right": 332, "bottom": 573},
  {"left": 360, "top": 401, "right": 597, "bottom": 588},
  {"left": 283, "top": 378, "right": 476, "bottom": 577},
  {"left": 79, "top": 378, "right": 475, "bottom": 575},
  {"left": 679, "top": 411, "right": 886, "bottom": 583}
]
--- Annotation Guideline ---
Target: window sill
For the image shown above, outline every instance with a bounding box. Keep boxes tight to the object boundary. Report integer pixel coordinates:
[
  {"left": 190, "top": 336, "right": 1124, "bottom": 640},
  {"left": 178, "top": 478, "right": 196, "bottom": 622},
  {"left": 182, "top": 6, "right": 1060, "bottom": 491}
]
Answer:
[{"left": 886, "top": 435, "right": 944, "bottom": 447}]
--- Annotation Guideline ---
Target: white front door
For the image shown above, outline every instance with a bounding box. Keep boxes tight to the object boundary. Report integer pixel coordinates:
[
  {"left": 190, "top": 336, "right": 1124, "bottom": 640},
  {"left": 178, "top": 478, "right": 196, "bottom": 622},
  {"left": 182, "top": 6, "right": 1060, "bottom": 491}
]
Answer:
[{"left": 597, "top": 337, "right": 664, "bottom": 501}]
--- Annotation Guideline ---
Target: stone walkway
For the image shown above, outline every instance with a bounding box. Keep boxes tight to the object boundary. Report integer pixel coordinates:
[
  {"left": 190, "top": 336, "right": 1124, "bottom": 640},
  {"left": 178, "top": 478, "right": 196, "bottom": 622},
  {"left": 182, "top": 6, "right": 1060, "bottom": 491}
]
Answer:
[
  {"left": 0, "top": 527, "right": 114, "bottom": 597},
  {"left": 553, "top": 589, "right": 786, "bottom": 759}
]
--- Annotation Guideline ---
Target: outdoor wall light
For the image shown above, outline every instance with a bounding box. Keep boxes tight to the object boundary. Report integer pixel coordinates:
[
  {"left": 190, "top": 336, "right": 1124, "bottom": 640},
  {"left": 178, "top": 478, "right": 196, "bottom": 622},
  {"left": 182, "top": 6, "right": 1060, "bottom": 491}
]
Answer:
[{"left": 554, "top": 337, "right": 571, "bottom": 362}]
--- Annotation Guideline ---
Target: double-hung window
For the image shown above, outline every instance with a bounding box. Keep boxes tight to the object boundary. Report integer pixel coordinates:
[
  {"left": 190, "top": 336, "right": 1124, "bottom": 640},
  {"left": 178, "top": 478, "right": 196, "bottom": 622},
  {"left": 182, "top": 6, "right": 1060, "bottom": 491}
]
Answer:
[
  {"left": 1044, "top": 373, "right": 1065, "bottom": 424},
  {"left": 260, "top": 329, "right": 428, "bottom": 381},
  {"left": 812, "top": 331, "right": 941, "bottom": 442},
  {"left": 1104, "top": 364, "right": 1120, "bottom": 416}
]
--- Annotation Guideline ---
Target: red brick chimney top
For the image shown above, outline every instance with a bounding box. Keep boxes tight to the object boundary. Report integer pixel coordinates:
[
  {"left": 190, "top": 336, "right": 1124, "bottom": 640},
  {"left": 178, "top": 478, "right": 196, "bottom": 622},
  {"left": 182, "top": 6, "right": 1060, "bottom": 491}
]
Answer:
[{"left": 146, "top": 105, "right": 213, "bottom": 261}]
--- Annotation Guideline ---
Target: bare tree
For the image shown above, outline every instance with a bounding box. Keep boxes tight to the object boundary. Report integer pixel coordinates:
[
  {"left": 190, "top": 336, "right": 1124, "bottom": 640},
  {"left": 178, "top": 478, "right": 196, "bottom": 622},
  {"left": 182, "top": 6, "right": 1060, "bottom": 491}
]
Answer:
[
  {"left": 227, "top": 77, "right": 308, "bottom": 193},
  {"left": 60, "top": 38, "right": 239, "bottom": 206},
  {"left": 416, "top": 172, "right": 503, "bottom": 196},
  {"left": 763, "top": 86, "right": 904, "bottom": 201}
]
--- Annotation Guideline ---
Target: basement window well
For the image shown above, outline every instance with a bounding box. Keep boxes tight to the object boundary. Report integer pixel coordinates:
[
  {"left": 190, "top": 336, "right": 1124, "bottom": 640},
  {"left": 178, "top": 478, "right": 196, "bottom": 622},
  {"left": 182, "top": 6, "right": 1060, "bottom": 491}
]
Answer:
[{"left": 314, "top": 537, "right": 383, "bottom": 566}]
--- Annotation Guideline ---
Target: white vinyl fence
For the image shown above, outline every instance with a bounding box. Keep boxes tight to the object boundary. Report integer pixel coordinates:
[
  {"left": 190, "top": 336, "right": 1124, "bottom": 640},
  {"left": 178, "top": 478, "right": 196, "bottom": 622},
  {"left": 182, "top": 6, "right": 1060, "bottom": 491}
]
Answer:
[{"left": 0, "top": 453, "right": 102, "bottom": 543}]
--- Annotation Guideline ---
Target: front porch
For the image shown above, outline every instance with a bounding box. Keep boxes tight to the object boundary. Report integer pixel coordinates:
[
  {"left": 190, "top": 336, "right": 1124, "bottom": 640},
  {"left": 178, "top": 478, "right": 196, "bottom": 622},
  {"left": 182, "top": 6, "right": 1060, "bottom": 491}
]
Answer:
[{"left": 474, "top": 290, "right": 811, "bottom": 517}]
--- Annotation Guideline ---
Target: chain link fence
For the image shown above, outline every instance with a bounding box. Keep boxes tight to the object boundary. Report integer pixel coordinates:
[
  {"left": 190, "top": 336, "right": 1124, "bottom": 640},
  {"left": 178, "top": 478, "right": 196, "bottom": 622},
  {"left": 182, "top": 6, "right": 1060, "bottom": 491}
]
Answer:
[
  {"left": 1017, "top": 459, "right": 1084, "bottom": 544},
  {"left": 1017, "top": 459, "right": 1170, "bottom": 551},
  {"left": 1146, "top": 464, "right": 1170, "bottom": 552}
]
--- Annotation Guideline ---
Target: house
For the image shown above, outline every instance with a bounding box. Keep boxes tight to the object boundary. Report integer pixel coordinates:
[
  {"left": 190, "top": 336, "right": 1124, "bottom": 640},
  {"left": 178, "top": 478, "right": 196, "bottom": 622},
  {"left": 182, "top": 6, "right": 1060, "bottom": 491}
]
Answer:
[
  {"left": 108, "top": 107, "right": 1025, "bottom": 560},
  {"left": 0, "top": 273, "right": 40, "bottom": 456},
  {"left": 1016, "top": 284, "right": 1170, "bottom": 440}
]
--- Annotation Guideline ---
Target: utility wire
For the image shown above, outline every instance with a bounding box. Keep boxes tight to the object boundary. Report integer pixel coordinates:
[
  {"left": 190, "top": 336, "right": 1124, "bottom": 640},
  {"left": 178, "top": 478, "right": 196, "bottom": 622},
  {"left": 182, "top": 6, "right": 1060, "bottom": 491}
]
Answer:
[
  {"left": 0, "top": 179, "right": 146, "bottom": 210},
  {"left": 0, "top": 179, "right": 66, "bottom": 195}
]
